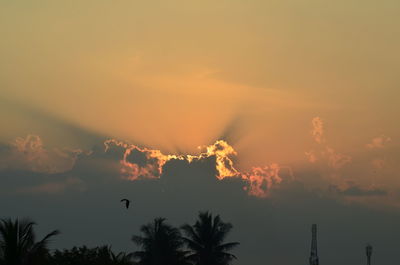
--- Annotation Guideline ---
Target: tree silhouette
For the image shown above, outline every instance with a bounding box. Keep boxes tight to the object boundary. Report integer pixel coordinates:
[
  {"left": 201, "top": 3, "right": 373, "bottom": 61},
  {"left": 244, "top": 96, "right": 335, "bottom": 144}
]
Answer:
[
  {"left": 98, "top": 246, "right": 134, "bottom": 265},
  {"left": 0, "top": 218, "right": 59, "bottom": 265},
  {"left": 110, "top": 249, "right": 134, "bottom": 265},
  {"left": 50, "top": 246, "right": 96, "bottom": 265},
  {"left": 132, "top": 218, "right": 189, "bottom": 265},
  {"left": 48, "top": 245, "right": 134, "bottom": 265},
  {"left": 181, "top": 212, "right": 239, "bottom": 265}
]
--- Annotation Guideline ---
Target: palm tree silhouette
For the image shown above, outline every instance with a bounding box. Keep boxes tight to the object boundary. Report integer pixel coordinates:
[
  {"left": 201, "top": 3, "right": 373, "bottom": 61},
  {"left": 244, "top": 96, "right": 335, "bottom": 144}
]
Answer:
[
  {"left": 97, "top": 246, "right": 134, "bottom": 265},
  {"left": 132, "top": 218, "right": 189, "bottom": 265},
  {"left": 0, "top": 218, "right": 59, "bottom": 265},
  {"left": 110, "top": 249, "right": 134, "bottom": 265},
  {"left": 181, "top": 212, "right": 239, "bottom": 265}
]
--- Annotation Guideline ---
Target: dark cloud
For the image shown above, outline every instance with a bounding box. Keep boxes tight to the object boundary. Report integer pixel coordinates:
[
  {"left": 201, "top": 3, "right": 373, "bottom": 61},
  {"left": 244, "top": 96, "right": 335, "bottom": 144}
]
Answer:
[
  {"left": 0, "top": 168, "right": 85, "bottom": 196},
  {"left": 0, "top": 135, "right": 82, "bottom": 174},
  {"left": 1, "top": 136, "right": 400, "bottom": 265}
]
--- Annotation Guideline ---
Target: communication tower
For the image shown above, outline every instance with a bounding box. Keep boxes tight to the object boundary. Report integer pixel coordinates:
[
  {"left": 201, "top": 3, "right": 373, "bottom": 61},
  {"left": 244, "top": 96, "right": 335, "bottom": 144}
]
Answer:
[
  {"left": 309, "top": 224, "right": 319, "bottom": 265},
  {"left": 366, "top": 244, "right": 372, "bottom": 265}
]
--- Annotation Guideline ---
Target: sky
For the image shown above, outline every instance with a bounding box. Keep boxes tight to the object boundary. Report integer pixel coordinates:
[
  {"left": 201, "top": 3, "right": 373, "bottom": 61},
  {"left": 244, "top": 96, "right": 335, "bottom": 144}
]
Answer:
[{"left": 0, "top": 1, "right": 400, "bottom": 264}]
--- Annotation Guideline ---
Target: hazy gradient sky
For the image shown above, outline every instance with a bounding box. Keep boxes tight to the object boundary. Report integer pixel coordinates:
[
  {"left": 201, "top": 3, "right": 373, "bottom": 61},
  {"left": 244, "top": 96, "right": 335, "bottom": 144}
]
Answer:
[{"left": 1, "top": 1, "right": 400, "bottom": 265}]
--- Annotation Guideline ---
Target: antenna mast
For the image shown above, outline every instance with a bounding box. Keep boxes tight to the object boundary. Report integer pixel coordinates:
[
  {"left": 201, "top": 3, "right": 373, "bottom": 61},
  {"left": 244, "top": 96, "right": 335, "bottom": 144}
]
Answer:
[
  {"left": 309, "top": 224, "right": 319, "bottom": 265},
  {"left": 366, "top": 244, "right": 372, "bottom": 265}
]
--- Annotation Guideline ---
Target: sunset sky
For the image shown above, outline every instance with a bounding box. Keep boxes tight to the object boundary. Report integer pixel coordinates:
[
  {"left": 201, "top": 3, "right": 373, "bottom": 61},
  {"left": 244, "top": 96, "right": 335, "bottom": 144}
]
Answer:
[{"left": 1, "top": 1, "right": 400, "bottom": 264}]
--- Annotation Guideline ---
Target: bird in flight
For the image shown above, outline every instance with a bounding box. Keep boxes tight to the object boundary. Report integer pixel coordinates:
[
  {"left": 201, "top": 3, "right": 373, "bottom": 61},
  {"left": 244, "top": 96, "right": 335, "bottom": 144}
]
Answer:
[{"left": 120, "top": 199, "right": 130, "bottom": 209}]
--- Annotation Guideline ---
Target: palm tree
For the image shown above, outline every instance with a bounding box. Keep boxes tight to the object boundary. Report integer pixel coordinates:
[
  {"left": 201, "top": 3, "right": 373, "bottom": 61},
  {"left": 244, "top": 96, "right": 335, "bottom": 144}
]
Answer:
[
  {"left": 110, "top": 249, "right": 134, "bottom": 265},
  {"left": 98, "top": 245, "right": 134, "bottom": 265},
  {"left": 0, "top": 218, "right": 59, "bottom": 265},
  {"left": 181, "top": 212, "right": 239, "bottom": 265},
  {"left": 132, "top": 218, "right": 189, "bottom": 265}
]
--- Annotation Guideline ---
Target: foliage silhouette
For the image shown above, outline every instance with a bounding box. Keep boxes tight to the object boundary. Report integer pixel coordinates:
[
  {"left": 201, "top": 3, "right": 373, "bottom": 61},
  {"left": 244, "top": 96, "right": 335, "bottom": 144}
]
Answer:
[
  {"left": 0, "top": 218, "right": 59, "bottom": 265},
  {"left": 181, "top": 212, "right": 239, "bottom": 265},
  {"left": 110, "top": 248, "right": 134, "bottom": 265},
  {"left": 0, "top": 212, "right": 239, "bottom": 265},
  {"left": 132, "top": 218, "right": 190, "bottom": 265},
  {"left": 48, "top": 245, "right": 134, "bottom": 265}
]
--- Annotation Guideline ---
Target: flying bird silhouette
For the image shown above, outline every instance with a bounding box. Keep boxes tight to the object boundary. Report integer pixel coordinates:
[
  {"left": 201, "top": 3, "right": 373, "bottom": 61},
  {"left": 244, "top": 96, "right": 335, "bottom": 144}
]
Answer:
[{"left": 120, "top": 199, "right": 130, "bottom": 209}]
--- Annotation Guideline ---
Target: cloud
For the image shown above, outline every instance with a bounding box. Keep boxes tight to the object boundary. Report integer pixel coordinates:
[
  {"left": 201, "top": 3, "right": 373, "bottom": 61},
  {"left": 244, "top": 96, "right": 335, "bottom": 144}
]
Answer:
[
  {"left": 0, "top": 135, "right": 88, "bottom": 195},
  {"left": 366, "top": 135, "right": 392, "bottom": 149},
  {"left": 306, "top": 117, "right": 352, "bottom": 170},
  {"left": 104, "top": 139, "right": 283, "bottom": 198},
  {"left": 305, "top": 150, "right": 317, "bottom": 163},
  {"left": 365, "top": 135, "right": 392, "bottom": 170},
  {"left": 324, "top": 147, "right": 352, "bottom": 170},
  {"left": 1, "top": 126, "right": 394, "bottom": 204},
  {"left": 242, "top": 164, "right": 281, "bottom": 197},
  {"left": 0, "top": 134, "right": 399, "bottom": 265},
  {"left": 311, "top": 117, "right": 325, "bottom": 144},
  {"left": 0, "top": 135, "right": 83, "bottom": 173}
]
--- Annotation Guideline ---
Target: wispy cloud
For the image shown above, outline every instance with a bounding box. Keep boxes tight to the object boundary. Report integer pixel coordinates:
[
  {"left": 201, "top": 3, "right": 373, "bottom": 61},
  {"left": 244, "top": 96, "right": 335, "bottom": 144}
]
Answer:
[
  {"left": 366, "top": 135, "right": 392, "bottom": 149},
  {"left": 311, "top": 117, "right": 325, "bottom": 144},
  {"left": 1, "top": 135, "right": 82, "bottom": 173},
  {"left": 306, "top": 117, "right": 351, "bottom": 170}
]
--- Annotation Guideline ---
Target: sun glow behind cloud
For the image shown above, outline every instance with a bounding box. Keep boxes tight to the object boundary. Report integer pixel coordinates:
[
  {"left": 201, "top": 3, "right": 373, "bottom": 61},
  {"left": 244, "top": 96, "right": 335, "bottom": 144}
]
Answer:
[
  {"left": 104, "top": 139, "right": 282, "bottom": 198},
  {"left": 1, "top": 109, "right": 398, "bottom": 207}
]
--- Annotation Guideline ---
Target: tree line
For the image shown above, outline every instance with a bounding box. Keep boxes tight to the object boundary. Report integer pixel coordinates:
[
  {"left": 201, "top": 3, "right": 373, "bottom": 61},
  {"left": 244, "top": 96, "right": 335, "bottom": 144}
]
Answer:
[{"left": 0, "top": 211, "right": 239, "bottom": 265}]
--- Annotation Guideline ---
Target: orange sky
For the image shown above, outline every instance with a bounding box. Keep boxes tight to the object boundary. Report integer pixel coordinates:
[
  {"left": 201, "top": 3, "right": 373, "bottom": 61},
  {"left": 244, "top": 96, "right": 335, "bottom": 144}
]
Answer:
[{"left": 0, "top": 0, "right": 399, "bottom": 203}]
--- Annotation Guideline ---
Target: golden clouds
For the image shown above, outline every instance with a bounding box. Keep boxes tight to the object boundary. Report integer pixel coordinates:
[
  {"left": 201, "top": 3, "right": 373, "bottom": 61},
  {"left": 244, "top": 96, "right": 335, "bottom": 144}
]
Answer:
[{"left": 104, "top": 139, "right": 282, "bottom": 198}]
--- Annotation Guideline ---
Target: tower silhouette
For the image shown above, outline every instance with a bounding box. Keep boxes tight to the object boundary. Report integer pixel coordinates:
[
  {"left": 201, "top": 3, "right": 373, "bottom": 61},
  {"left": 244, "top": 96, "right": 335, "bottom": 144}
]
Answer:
[
  {"left": 309, "top": 224, "right": 319, "bottom": 265},
  {"left": 366, "top": 244, "right": 372, "bottom": 265}
]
